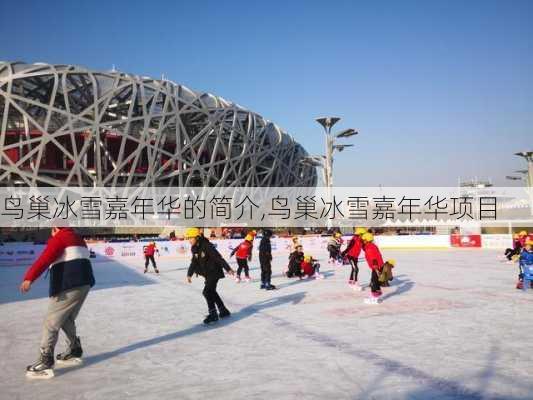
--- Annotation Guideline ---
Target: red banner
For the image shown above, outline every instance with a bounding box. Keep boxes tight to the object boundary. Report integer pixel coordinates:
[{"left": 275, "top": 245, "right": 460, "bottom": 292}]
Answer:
[{"left": 450, "top": 234, "right": 481, "bottom": 248}]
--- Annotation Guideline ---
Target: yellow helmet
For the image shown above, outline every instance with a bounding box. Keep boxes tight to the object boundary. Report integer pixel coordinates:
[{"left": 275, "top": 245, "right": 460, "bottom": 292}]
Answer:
[
  {"left": 514, "top": 234, "right": 520, "bottom": 239},
  {"left": 526, "top": 239, "right": 533, "bottom": 247},
  {"left": 519, "top": 230, "right": 528, "bottom": 236},
  {"left": 361, "top": 232, "right": 374, "bottom": 242},
  {"left": 387, "top": 259, "right": 396, "bottom": 266},
  {"left": 304, "top": 254, "right": 312, "bottom": 262},
  {"left": 245, "top": 234, "right": 253, "bottom": 241},
  {"left": 355, "top": 227, "right": 367, "bottom": 235},
  {"left": 184, "top": 227, "right": 201, "bottom": 239}
]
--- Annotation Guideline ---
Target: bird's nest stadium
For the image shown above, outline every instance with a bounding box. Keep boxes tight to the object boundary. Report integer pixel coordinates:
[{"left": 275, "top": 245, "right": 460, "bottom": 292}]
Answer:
[{"left": 0, "top": 62, "right": 317, "bottom": 187}]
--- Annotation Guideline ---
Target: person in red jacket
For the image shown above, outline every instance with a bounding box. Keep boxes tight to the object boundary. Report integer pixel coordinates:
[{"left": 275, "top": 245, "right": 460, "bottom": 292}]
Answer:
[
  {"left": 361, "top": 232, "right": 384, "bottom": 304},
  {"left": 143, "top": 241, "right": 160, "bottom": 274},
  {"left": 20, "top": 226, "right": 95, "bottom": 379},
  {"left": 341, "top": 227, "right": 366, "bottom": 289},
  {"left": 301, "top": 254, "right": 323, "bottom": 279},
  {"left": 230, "top": 234, "right": 253, "bottom": 282}
]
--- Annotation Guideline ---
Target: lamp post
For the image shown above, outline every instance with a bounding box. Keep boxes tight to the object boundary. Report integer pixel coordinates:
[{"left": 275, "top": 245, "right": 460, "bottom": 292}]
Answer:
[
  {"left": 514, "top": 151, "right": 533, "bottom": 217},
  {"left": 301, "top": 117, "right": 358, "bottom": 230}
]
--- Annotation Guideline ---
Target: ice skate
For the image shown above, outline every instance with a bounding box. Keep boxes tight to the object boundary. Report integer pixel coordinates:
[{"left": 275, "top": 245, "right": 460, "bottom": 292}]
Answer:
[
  {"left": 235, "top": 276, "right": 241, "bottom": 283},
  {"left": 203, "top": 310, "right": 219, "bottom": 324},
  {"left": 218, "top": 307, "right": 231, "bottom": 319},
  {"left": 364, "top": 296, "right": 382, "bottom": 305},
  {"left": 314, "top": 273, "right": 324, "bottom": 279},
  {"left": 143, "top": 268, "right": 147, "bottom": 274},
  {"left": 244, "top": 276, "right": 251, "bottom": 283},
  {"left": 26, "top": 348, "right": 54, "bottom": 379},
  {"left": 56, "top": 337, "right": 83, "bottom": 366},
  {"left": 260, "top": 282, "right": 267, "bottom": 289},
  {"left": 348, "top": 280, "right": 355, "bottom": 286},
  {"left": 265, "top": 283, "right": 277, "bottom": 290},
  {"left": 154, "top": 268, "right": 160, "bottom": 274}
]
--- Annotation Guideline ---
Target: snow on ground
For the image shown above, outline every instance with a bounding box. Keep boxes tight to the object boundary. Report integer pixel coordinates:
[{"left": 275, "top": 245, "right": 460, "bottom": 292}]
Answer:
[{"left": 1, "top": 249, "right": 533, "bottom": 400}]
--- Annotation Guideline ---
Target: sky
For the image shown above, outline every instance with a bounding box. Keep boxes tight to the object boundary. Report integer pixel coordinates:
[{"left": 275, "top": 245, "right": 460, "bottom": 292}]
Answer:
[{"left": 1, "top": 0, "right": 531, "bottom": 186}]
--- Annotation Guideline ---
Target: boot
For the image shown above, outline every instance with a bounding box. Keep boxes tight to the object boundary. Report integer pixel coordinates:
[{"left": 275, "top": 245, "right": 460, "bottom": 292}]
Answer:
[
  {"left": 218, "top": 307, "right": 231, "bottom": 318},
  {"left": 26, "top": 348, "right": 54, "bottom": 379},
  {"left": 203, "top": 309, "right": 219, "bottom": 325},
  {"left": 56, "top": 337, "right": 83, "bottom": 364},
  {"left": 260, "top": 281, "right": 267, "bottom": 289}
]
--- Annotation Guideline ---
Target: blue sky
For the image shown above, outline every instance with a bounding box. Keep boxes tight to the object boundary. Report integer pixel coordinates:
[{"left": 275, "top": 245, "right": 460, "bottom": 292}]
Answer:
[{"left": 1, "top": 0, "right": 531, "bottom": 186}]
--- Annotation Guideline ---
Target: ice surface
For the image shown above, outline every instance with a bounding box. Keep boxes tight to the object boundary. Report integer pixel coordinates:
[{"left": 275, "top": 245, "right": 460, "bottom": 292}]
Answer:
[{"left": 1, "top": 249, "right": 533, "bottom": 400}]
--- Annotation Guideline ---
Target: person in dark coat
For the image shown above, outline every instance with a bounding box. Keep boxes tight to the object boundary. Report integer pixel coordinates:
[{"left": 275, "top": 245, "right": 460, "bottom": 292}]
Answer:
[
  {"left": 259, "top": 229, "right": 276, "bottom": 290},
  {"left": 185, "top": 228, "right": 235, "bottom": 324},
  {"left": 286, "top": 244, "right": 304, "bottom": 278}
]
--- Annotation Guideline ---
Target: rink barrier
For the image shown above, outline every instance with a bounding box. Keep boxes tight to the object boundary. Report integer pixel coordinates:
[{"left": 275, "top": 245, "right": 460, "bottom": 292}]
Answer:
[{"left": 0, "top": 234, "right": 514, "bottom": 266}]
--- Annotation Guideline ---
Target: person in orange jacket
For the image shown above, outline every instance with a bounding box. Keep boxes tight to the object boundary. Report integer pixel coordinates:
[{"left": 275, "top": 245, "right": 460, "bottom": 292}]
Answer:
[
  {"left": 230, "top": 234, "right": 253, "bottom": 282},
  {"left": 361, "top": 233, "right": 384, "bottom": 304}
]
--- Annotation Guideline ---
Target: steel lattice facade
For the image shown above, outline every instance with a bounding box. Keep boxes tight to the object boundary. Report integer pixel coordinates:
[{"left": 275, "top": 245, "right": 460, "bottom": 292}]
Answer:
[{"left": 0, "top": 62, "right": 316, "bottom": 187}]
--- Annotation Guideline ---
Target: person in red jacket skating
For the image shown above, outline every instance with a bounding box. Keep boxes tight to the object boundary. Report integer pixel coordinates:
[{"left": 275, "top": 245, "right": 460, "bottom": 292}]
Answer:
[
  {"left": 20, "top": 226, "right": 95, "bottom": 379},
  {"left": 361, "top": 232, "right": 384, "bottom": 304},
  {"left": 143, "top": 241, "right": 160, "bottom": 274},
  {"left": 341, "top": 227, "right": 366, "bottom": 289},
  {"left": 230, "top": 234, "right": 253, "bottom": 282}
]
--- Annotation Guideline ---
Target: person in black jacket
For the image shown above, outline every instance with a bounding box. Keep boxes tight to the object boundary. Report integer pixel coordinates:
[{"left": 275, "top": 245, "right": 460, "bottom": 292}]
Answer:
[
  {"left": 286, "top": 245, "right": 304, "bottom": 278},
  {"left": 259, "top": 229, "right": 276, "bottom": 290},
  {"left": 185, "top": 228, "right": 235, "bottom": 324}
]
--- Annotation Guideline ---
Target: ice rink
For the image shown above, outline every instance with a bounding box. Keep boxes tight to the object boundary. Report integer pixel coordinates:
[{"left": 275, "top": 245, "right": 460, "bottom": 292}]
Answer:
[{"left": 1, "top": 248, "right": 533, "bottom": 400}]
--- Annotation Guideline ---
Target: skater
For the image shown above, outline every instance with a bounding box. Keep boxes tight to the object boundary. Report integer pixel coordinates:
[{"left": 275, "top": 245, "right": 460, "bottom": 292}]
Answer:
[
  {"left": 327, "top": 232, "right": 342, "bottom": 264},
  {"left": 361, "top": 233, "right": 384, "bottom": 304},
  {"left": 341, "top": 227, "right": 366, "bottom": 289},
  {"left": 287, "top": 244, "right": 304, "bottom": 278},
  {"left": 516, "top": 239, "right": 533, "bottom": 289},
  {"left": 230, "top": 234, "right": 253, "bottom": 282},
  {"left": 185, "top": 228, "right": 235, "bottom": 324},
  {"left": 378, "top": 260, "right": 396, "bottom": 287},
  {"left": 259, "top": 229, "right": 276, "bottom": 290},
  {"left": 20, "top": 226, "right": 95, "bottom": 379},
  {"left": 301, "top": 254, "right": 323, "bottom": 279},
  {"left": 144, "top": 241, "right": 160, "bottom": 273}
]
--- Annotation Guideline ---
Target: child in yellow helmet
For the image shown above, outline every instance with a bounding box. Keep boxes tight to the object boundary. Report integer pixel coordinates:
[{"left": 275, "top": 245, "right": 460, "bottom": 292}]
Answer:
[{"left": 301, "top": 254, "right": 323, "bottom": 279}]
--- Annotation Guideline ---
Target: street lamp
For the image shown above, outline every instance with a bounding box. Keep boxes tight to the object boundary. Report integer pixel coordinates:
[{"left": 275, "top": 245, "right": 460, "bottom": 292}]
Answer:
[{"left": 514, "top": 151, "right": 533, "bottom": 188}]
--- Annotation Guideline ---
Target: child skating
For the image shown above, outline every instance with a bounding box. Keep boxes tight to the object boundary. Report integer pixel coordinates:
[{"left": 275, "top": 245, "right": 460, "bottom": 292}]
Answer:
[
  {"left": 301, "top": 254, "right": 323, "bottom": 279},
  {"left": 341, "top": 227, "right": 366, "bottom": 290},
  {"left": 327, "top": 232, "right": 343, "bottom": 265},
  {"left": 143, "top": 241, "right": 160, "bottom": 273},
  {"left": 287, "top": 244, "right": 304, "bottom": 278},
  {"left": 361, "top": 232, "right": 384, "bottom": 304},
  {"left": 185, "top": 228, "right": 235, "bottom": 324},
  {"left": 230, "top": 234, "right": 253, "bottom": 282},
  {"left": 516, "top": 239, "right": 533, "bottom": 290}
]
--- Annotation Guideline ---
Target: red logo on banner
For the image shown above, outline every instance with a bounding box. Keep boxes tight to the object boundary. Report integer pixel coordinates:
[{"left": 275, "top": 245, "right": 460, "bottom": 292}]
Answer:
[{"left": 450, "top": 235, "right": 481, "bottom": 248}]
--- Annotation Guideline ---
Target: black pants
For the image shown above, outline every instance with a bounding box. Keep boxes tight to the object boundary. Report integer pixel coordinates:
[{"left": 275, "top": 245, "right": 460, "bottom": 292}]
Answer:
[
  {"left": 236, "top": 258, "right": 249, "bottom": 277},
  {"left": 370, "top": 269, "right": 381, "bottom": 293},
  {"left": 145, "top": 255, "right": 157, "bottom": 269},
  {"left": 348, "top": 257, "right": 359, "bottom": 281},
  {"left": 202, "top": 277, "right": 227, "bottom": 313},
  {"left": 328, "top": 246, "right": 339, "bottom": 260},
  {"left": 260, "top": 256, "right": 272, "bottom": 284}
]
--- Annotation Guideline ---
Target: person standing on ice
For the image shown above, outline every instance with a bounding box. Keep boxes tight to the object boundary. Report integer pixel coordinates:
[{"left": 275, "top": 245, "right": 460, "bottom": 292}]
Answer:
[
  {"left": 259, "top": 229, "right": 277, "bottom": 290},
  {"left": 516, "top": 239, "right": 533, "bottom": 289},
  {"left": 143, "top": 241, "right": 160, "bottom": 274},
  {"left": 361, "top": 232, "right": 384, "bottom": 304},
  {"left": 327, "top": 232, "right": 342, "bottom": 264},
  {"left": 20, "top": 226, "right": 95, "bottom": 379},
  {"left": 230, "top": 234, "right": 253, "bottom": 282},
  {"left": 185, "top": 228, "right": 235, "bottom": 324},
  {"left": 341, "top": 227, "right": 366, "bottom": 289}
]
